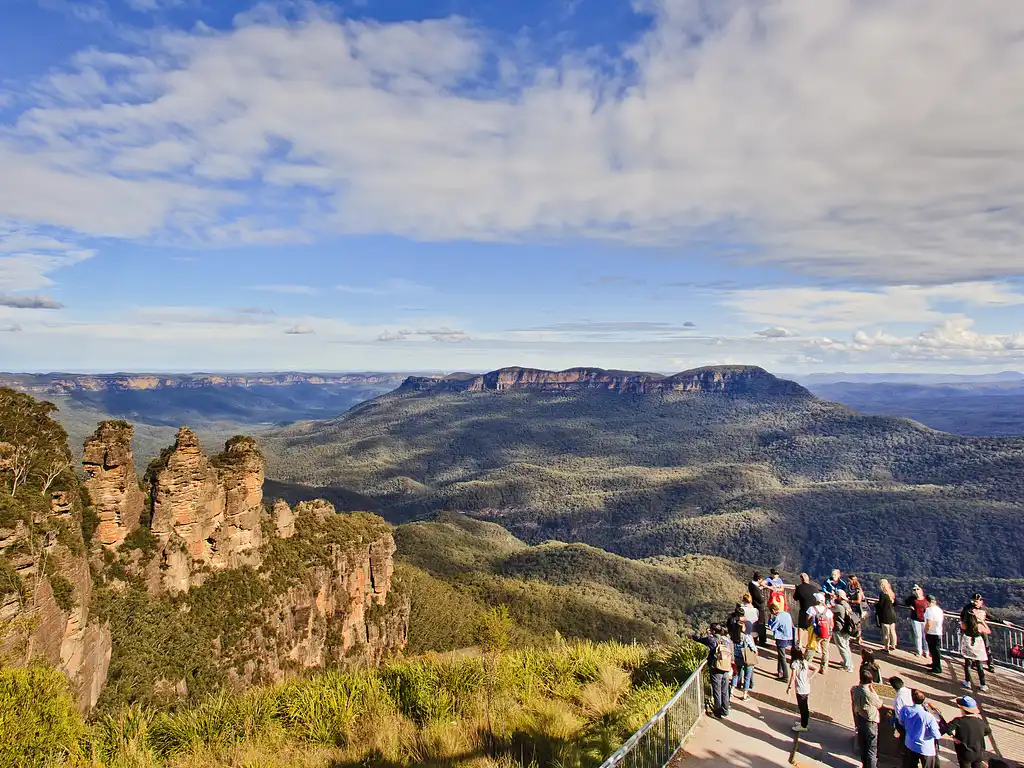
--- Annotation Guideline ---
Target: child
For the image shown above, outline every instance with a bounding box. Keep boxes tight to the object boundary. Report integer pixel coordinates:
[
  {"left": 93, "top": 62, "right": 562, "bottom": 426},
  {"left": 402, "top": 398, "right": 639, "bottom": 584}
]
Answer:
[
  {"left": 860, "top": 648, "right": 881, "bottom": 684},
  {"left": 786, "top": 646, "right": 812, "bottom": 732}
]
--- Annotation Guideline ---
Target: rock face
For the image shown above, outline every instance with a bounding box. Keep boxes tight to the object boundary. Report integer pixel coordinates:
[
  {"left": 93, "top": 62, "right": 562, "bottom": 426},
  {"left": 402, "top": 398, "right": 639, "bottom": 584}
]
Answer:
[
  {"left": 259, "top": 500, "right": 409, "bottom": 674},
  {"left": 82, "top": 421, "right": 145, "bottom": 548},
  {"left": 149, "top": 428, "right": 265, "bottom": 593},
  {"left": 400, "top": 365, "right": 812, "bottom": 397},
  {"left": 0, "top": 490, "right": 112, "bottom": 713}
]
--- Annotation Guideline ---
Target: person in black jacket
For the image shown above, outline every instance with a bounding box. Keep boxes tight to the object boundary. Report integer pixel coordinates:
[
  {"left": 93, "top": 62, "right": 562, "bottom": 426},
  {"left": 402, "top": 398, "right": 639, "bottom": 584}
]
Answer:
[
  {"left": 793, "top": 573, "right": 818, "bottom": 648},
  {"left": 748, "top": 571, "right": 768, "bottom": 646}
]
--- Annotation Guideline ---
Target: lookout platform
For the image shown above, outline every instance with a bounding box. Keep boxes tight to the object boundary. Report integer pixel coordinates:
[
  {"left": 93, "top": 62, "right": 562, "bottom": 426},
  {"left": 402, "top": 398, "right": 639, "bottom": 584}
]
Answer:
[{"left": 673, "top": 639, "right": 1024, "bottom": 767}]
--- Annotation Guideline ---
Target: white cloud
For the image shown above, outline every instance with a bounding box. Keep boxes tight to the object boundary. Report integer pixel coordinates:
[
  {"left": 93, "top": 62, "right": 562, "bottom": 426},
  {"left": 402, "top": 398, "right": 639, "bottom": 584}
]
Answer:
[
  {"left": 284, "top": 324, "right": 314, "bottom": 335},
  {"left": 725, "top": 282, "right": 1024, "bottom": 333},
  {"left": 247, "top": 284, "right": 318, "bottom": 295},
  {"left": 335, "top": 278, "right": 429, "bottom": 295},
  {"left": 376, "top": 326, "right": 470, "bottom": 343},
  {"left": 0, "top": 1, "right": 1021, "bottom": 282},
  {"left": 754, "top": 326, "right": 798, "bottom": 339}
]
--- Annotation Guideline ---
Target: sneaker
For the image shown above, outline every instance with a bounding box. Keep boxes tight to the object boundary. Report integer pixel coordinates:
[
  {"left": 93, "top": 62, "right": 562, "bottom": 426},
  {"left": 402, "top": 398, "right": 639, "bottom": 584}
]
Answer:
[
  {"left": 792, "top": 725, "right": 808, "bottom": 732},
  {"left": 961, "top": 681, "right": 972, "bottom": 689},
  {"left": 980, "top": 685, "right": 989, "bottom": 692}
]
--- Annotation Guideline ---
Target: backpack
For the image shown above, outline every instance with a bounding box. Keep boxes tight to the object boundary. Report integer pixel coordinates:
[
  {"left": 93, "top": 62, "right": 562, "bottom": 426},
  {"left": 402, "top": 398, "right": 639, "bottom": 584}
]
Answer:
[
  {"left": 813, "top": 609, "right": 832, "bottom": 640},
  {"left": 1011, "top": 643, "right": 1023, "bottom": 660},
  {"left": 714, "top": 640, "right": 733, "bottom": 672},
  {"left": 842, "top": 607, "right": 860, "bottom": 637}
]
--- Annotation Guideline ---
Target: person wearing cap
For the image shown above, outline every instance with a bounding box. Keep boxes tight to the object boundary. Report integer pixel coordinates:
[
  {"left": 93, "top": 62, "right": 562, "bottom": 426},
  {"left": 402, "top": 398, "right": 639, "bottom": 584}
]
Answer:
[
  {"left": 959, "top": 597, "right": 990, "bottom": 692},
  {"left": 806, "top": 592, "right": 834, "bottom": 675},
  {"left": 923, "top": 595, "right": 944, "bottom": 674},
  {"left": 896, "top": 689, "right": 942, "bottom": 767},
  {"left": 832, "top": 589, "right": 856, "bottom": 673},
  {"left": 942, "top": 695, "right": 991, "bottom": 768},
  {"left": 905, "top": 585, "right": 929, "bottom": 658}
]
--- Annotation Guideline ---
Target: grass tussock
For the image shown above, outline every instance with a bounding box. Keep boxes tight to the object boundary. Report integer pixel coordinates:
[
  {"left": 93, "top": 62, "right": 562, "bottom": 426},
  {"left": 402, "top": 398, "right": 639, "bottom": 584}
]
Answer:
[{"left": 10, "top": 638, "right": 704, "bottom": 768}]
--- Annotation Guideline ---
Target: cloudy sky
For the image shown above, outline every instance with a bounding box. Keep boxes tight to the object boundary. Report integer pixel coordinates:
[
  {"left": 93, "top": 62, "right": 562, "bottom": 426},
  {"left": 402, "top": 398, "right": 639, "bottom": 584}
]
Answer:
[{"left": 1, "top": 0, "right": 1023, "bottom": 374}]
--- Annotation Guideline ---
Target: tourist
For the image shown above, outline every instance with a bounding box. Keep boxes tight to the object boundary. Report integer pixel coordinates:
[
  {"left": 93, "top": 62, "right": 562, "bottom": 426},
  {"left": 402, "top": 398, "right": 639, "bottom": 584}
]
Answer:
[
  {"left": 924, "top": 595, "right": 944, "bottom": 674},
  {"left": 961, "top": 594, "right": 996, "bottom": 674},
  {"left": 794, "top": 573, "right": 818, "bottom": 647},
  {"left": 942, "top": 696, "right": 991, "bottom": 768},
  {"left": 905, "top": 585, "right": 929, "bottom": 658},
  {"left": 850, "top": 667, "right": 883, "bottom": 768},
  {"left": 832, "top": 589, "right": 856, "bottom": 673},
  {"left": 741, "top": 592, "right": 760, "bottom": 628},
  {"left": 748, "top": 572, "right": 768, "bottom": 646},
  {"left": 733, "top": 630, "right": 757, "bottom": 700},
  {"left": 694, "top": 623, "right": 733, "bottom": 718},
  {"left": 787, "top": 647, "right": 812, "bottom": 733},
  {"left": 877, "top": 579, "right": 898, "bottom": 652},
  {"left": 848, "top": 575, "right": 866, "bottom": 619},
  {"left": 766, "top": 568, "right": 788, "bottom": 615},
  {"left": 890, "top": 676, "right": 911, "bottom": 743},
  {"left": 807, "top": 593, "right": 834, "bottom": 675},
  {"left": 960, "top": 617, "right": 990, "bottom": 693},
  {"left": 766, "top": 568, "right": 785, "bottom": 590},
  {"left": 823, "top": 568, "right": 848, "bottom": 606},
  {"left": 896, "top": 689, "right": 942, "bottom": 768},
  {"left": 860, "top": 648, "right": 882, "bottom": 684},
  {"left": 769, "top": 602, "right": 794, "bottom": 682}
]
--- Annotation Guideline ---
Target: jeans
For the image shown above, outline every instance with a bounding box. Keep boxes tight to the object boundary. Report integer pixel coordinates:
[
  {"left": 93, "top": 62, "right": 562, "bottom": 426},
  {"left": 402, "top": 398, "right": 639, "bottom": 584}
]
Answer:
[
  {"left": 733, "top": 659, "right": 754, "bottom": 690},
  {"left": 964, "top": 659, "right": 986, "bottom": 687},
  {"left": 776, "top": 640, "right": 791, "bottom": 681},
  {"left": 710, "top": 671, "right": 731, "bottom": 716},
  {"left": 796, "top": 693, "right": 810, "bottom": 728},
  {"left": 926, "top": 634, "right": 942, "bottom": 672},
  {"left": 855, "top": 715, "right": 878, "bottom": 768},
  {"left": 912, "top": 620, "right": 925, "bottom": 656},
  {"left": 835, "top": 632, "right": 853, "bottom": 671}
]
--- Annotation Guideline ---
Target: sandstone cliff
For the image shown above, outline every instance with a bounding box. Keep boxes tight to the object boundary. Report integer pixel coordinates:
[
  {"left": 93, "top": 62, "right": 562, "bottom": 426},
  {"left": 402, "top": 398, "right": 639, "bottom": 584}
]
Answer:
[
  {"left": 82, "top": 421, "right": 145, "bottom": 548},
  {"left": 399, "top": 365, "right": 811, "bottom": 397},
  {"left": 0, "top": 490, "right": 111, "bottom": 713},
  {"left": 148, "top": 428, "right": 264, "bottom": 592}
]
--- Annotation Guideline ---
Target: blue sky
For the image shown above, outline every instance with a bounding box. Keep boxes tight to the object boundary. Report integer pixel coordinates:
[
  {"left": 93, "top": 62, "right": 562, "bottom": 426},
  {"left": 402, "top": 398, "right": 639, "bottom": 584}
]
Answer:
[{"left": 1, "top": 0, "right": 1023, "bottom": 373}]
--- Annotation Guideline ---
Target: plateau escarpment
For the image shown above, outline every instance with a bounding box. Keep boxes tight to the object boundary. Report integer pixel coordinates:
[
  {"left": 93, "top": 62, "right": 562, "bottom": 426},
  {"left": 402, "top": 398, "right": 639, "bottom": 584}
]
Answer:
[{"left": 262, "top": 364, "right": 1024, "bottom": 585}]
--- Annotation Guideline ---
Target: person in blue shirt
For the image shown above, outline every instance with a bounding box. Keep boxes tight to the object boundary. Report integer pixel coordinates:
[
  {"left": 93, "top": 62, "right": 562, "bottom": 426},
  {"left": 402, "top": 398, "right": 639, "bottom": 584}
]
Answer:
[
  {"left": 896, "top": 689, "right": 942, "bottom": 767},
  {"left": 822, "top": 569, "right": 848, "bottom": 606},
  {"left": 765, "top": 568, "right": 785, "bottom": 590},
  {"left": 769, "top": 603, "right": 794, "bottom": 682}
]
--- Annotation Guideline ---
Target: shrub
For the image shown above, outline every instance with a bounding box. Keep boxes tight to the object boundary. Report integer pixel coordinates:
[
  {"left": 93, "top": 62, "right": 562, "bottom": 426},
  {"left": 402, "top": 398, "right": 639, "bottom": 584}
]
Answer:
[{"left": 0, "top": 665, "right": 85, "bottom": 768}]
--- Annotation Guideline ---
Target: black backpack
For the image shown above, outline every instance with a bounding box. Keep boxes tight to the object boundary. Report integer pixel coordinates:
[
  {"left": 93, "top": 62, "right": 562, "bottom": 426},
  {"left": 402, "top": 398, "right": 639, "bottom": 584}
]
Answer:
[{"left": 844, "top": 607, "right": 861, "bottom": 637}]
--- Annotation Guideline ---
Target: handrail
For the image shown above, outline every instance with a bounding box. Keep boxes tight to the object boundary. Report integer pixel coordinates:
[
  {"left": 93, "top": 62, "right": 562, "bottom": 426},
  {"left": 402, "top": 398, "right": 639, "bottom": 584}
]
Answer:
[{"left": 598, "top": 660, "right": 707, "bottom": 768}]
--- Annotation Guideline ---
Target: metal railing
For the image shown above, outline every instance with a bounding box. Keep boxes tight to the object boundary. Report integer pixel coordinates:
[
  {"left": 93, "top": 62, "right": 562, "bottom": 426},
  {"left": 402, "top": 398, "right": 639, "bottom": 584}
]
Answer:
[{"left": 598, "top": 660, "right": 707, "bottom": 768}]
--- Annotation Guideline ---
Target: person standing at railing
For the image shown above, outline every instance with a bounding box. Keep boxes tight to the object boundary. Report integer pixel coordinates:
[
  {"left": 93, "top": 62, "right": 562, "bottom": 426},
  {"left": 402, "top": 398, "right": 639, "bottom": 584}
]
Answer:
[
  {"left": 959, "top": 607, "right": 990, "bottom": 693},
  {"left": 850, "top": 667, "right": 883, "bottom": 768},
  {"left": 748, "top": 572, "right": 768, "bottom": 647},
  {"left": 823, "top": 568, "right": 849, "bottom": 607},
  {"left": 848, "top": 575, "right": 866, "bottom": 631},
  {"left": 693, "top": 623, "right": 734, "bottom": 719},
  {"left": 769, "top": 602, "right": 794, "bottom": 682},
  {"left": 961, "top": 594, "right": 996, "bottom": 675},
  {"left": 904, "top": 585, "right": 930, "bottom": 659},
  {"left": 924, "top": 595, "right": 944, "bottom": 674},
  {"left": 832, "top": 589, "right": 857, "bottom": 673},
  {"left": 794, "top": 573, "right": 818, "bottom": 648},
  {"left": 877, "top": 580, "right": 899, "bottom": 653}
]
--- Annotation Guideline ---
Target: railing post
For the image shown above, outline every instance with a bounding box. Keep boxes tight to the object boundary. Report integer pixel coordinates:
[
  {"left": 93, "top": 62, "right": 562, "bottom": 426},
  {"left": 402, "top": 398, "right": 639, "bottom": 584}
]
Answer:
[{"left": 664, "top": 711, "right": 671, "bottom": 762}]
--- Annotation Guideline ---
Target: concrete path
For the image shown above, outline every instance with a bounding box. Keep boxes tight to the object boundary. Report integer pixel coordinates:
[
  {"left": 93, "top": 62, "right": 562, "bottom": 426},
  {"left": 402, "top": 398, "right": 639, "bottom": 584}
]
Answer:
[{"left": 673, "top": 639, "right": 1024, "bottom": 767}]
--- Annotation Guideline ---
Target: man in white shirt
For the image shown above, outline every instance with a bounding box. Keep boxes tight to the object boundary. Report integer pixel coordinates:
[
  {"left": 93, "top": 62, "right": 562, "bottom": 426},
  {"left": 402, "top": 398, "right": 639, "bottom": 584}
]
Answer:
[{"left": 923, "top": 595, "right": 944, "bottom": 674}]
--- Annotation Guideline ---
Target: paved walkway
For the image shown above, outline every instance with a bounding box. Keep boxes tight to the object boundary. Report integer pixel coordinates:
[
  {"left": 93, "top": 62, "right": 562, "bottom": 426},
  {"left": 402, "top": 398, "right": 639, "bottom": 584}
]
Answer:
[{"left": 674, "top": 639, "right": 1024, "bottom": 767}]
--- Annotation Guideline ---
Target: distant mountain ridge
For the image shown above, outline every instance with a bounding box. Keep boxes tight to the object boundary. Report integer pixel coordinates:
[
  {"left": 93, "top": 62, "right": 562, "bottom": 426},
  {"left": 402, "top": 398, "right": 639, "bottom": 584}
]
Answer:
[
  {"left": 0, "top": 371, "right": 406, "bottom": 396},
  {"left": 400, "top": 365, "right": 812, "bottom": 397}
]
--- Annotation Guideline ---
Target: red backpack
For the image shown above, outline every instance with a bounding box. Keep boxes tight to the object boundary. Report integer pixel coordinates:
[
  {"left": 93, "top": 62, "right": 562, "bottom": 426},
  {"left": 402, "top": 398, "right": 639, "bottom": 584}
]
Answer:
[{"left": 813, "top": 608, "right": 832, "bottom": 640}]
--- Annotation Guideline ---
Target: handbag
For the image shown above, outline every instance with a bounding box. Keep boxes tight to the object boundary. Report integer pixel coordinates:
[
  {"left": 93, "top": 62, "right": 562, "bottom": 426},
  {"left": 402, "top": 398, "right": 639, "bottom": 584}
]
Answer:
[{"left": 742, "top": 643, "right": 758, "bottom": 666}]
